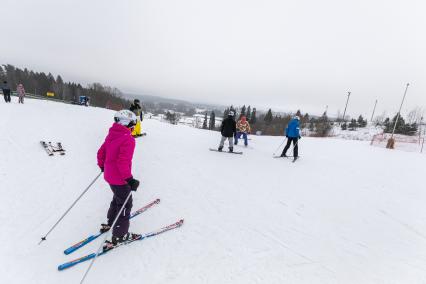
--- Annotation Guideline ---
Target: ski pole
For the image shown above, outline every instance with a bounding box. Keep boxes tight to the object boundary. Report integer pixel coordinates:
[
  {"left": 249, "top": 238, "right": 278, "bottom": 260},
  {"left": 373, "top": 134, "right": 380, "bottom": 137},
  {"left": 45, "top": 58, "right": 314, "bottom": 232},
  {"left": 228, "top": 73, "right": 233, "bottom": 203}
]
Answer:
[
  {"left": 273, "top": 137, "right": 287, "bottom": 156},
  {"left": 80, "top": 190, "right": 133, "bottom": 284},
  {"left": 38, "top": 172, "right": 102, "bottom": 245}
]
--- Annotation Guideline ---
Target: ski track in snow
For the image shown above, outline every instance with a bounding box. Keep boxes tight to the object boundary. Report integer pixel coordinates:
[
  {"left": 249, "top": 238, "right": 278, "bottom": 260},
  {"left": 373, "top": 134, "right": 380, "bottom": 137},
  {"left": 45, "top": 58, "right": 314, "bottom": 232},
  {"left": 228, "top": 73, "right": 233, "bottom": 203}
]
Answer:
[{"left": 1, "top": 97, "right": 426, "bottom": 284}]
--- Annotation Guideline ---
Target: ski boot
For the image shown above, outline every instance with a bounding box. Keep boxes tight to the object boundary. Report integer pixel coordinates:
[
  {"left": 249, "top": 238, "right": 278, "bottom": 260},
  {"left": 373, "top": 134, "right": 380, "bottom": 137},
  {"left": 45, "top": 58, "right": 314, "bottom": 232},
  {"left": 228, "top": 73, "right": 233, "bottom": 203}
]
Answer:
[
  {"left": 103, "top": 232, "right": 142, "bottom": 251},
  {"left": 99, "top": 223, "right": 111, "bottom": 233},
  {"left": 218, "top": 146, "right": 223, "bottom": 152},
  {"left": 229, "top": 147, "right": 233, "bottom": 153},
  {"left": 112, "top": 232, "right": 142, "bottom": 245},
  {"left": 280, "top": 153, "right": 287, "bottom": 158}
]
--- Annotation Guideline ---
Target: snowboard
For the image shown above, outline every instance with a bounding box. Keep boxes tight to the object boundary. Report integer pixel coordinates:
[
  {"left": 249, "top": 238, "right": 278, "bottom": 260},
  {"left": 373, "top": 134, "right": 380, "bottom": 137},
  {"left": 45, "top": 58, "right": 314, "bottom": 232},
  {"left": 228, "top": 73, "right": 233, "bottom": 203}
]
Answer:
[{"left": 209, "top": 148, "right": 243, "bottom": 155}]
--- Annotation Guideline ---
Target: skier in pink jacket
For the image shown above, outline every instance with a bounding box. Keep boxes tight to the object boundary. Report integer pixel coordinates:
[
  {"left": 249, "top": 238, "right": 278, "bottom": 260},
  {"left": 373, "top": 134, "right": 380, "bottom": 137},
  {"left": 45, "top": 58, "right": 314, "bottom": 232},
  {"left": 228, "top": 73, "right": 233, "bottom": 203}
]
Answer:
[
  {"left": 17, "top": 83, "right": 25, "bottom": 104},
  {"left": 97, "top": 110, "right": 141, "bottom": 245}
]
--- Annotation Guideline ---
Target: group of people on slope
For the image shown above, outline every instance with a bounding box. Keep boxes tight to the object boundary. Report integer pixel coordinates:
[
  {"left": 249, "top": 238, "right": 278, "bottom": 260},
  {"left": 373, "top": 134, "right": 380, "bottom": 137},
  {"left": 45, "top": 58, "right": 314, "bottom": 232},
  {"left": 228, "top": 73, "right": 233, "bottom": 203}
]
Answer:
[
  {"left": 1, "top": 80, "right": 26, "bottom": 103},
  {"left": 218, "top": 111, "right": 301, "bottom": 159},
  {"left": 96, "top": 103, "right": 300, "bottom": 248},
  {"left": 218, "top": 111, "right": 252, "bottom": 152}
]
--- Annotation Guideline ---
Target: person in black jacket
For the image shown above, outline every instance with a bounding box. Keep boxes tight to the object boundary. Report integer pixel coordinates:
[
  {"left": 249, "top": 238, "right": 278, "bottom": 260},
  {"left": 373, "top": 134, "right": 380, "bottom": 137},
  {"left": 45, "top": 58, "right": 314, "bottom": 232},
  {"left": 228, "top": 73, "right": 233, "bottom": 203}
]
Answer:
[
  {"left": 218, "top": 111, "right": 237, "bottom": 152},
  {"left": 2, "top": 81, "right": 11, "bottom": 103}
]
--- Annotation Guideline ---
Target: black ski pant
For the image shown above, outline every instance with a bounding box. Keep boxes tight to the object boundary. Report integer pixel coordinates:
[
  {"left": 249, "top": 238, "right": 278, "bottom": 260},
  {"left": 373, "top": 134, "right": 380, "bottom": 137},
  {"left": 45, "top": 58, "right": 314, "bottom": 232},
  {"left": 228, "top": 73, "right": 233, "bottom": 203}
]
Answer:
[
  {"left": 3, "top": 89, "right": 11, "bottom": 102},
  {"left": 107, "top": 184, "right": 133, "bottom": 238},
  {"left": 281, "top": 137, "right": 298, "bottom": 157}
]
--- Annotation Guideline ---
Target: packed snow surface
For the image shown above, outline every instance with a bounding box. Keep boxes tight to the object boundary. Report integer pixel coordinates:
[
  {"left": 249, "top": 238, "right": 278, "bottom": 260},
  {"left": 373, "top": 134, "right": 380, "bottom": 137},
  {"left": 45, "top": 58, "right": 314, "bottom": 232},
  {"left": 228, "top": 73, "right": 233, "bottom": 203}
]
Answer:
[{"left": 1, "top": 97, "right": 426, "bottom": 284}]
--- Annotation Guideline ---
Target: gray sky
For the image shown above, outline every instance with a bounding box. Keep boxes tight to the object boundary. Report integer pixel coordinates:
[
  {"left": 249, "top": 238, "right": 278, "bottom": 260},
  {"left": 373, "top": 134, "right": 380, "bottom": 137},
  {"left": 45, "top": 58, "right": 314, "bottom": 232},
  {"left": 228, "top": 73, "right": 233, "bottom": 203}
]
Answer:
[{"left": 1, "top": 0, "right": 425, "bottom": 117}]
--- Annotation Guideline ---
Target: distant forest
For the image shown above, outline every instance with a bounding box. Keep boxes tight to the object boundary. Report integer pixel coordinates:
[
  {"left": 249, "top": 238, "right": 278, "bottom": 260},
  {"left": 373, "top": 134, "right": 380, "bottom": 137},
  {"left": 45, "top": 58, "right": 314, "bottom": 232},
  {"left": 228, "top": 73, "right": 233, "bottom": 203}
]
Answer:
[{"left": 0, "top": 64, "right": 131, "bottom": 110}]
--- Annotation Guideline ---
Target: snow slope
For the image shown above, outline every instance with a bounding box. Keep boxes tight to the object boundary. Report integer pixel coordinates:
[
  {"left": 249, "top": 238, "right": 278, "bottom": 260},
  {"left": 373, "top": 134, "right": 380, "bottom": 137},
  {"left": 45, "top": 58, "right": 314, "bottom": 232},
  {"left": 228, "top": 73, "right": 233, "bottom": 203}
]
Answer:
[{"left": 1, "top": 97, "right": 426, "bottom": 284}]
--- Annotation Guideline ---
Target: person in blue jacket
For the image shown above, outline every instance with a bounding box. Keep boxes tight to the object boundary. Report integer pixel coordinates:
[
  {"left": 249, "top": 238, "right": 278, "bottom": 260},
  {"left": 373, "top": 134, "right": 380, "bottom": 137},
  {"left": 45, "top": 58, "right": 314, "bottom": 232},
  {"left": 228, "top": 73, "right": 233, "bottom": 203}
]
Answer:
[{"left": 280, "top": 116, "right": 301, "bottom": 159}]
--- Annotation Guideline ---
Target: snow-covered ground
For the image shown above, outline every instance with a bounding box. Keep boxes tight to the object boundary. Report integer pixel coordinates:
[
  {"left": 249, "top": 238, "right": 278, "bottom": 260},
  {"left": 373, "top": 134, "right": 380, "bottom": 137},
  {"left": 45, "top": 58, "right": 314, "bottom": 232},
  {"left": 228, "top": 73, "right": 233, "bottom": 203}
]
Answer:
[{"left": 1, "top": 97, "right": 426, "bottom": 284}]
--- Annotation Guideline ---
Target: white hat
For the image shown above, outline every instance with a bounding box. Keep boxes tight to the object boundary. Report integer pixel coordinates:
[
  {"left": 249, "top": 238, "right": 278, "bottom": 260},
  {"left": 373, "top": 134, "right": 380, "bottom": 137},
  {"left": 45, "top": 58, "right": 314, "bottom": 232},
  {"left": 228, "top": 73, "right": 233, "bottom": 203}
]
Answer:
[{"left": 114, "top": 109, "right": 137, "bottom": 127}]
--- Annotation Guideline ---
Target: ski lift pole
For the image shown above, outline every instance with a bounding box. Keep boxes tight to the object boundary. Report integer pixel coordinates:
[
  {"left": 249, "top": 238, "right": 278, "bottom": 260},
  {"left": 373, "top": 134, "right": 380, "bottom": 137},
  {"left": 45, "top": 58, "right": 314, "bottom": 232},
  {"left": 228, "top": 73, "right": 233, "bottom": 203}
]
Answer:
[
  {"left": 391, "top": 83, "right": 410, "bottom": 139},
  {"left": 370, "top": 99, "right": 378, "bottom": 123},
  {"left": 341, "top": 91, "right": 351, "bottom": 125}
]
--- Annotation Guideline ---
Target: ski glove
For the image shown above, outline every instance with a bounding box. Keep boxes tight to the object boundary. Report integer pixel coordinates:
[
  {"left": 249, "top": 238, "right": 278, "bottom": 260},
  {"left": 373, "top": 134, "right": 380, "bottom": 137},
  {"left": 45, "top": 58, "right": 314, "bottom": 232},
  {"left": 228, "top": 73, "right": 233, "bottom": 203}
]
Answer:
[
  {"left": 298, "top": 136, "right": 301, "bottom": 140},
  {"left": 126, "top": 177, "right": 140, "bottom": 191},
  {"left": 100, "top": 167, "right": 104, "bottom": 172}
]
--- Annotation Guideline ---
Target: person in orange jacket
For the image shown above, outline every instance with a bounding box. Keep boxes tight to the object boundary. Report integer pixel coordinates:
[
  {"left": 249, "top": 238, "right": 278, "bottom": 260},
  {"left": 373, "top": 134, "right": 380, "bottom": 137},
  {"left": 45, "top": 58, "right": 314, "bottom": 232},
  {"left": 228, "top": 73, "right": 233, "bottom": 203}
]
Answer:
[{"left": 234, "top": 115, "right": 251, "bottom": 146}]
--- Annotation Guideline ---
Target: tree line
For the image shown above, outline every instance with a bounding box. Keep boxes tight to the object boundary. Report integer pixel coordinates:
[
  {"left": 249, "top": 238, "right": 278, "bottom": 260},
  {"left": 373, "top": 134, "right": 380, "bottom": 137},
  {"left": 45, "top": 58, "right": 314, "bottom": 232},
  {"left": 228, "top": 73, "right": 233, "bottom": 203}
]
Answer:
[{"left": 0, "top": 64, "right": 131, "bottom": 110}]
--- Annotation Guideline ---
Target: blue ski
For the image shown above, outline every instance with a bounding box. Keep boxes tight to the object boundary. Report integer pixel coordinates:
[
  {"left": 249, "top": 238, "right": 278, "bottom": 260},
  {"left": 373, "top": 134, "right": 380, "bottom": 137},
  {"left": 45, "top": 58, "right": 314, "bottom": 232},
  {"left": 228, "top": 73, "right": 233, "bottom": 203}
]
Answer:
[
  {"left": 63, "top": 198, "right": 160, "bottom": 255},
  {"left": 58, "top": 219, "right": 184, "bottom": 271}
]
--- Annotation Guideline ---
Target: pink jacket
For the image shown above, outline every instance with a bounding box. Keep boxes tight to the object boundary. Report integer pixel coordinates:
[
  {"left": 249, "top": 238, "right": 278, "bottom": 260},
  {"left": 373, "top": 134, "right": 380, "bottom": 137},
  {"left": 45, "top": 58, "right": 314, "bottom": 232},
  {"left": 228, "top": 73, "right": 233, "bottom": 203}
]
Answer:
[
  {"left": 97, "top": 123, "right": 136, "bottom": 185},
  {"left": 17, "top": 84, "right": 25, "bottom": 97}
]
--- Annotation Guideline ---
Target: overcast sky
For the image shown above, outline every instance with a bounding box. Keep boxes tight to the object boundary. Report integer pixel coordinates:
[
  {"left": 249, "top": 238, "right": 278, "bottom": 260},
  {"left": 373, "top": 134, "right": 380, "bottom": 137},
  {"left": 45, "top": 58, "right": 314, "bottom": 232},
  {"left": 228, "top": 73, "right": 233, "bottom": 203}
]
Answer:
[{"left": 1, "top": 0, "right": 425, "bottom": 117}]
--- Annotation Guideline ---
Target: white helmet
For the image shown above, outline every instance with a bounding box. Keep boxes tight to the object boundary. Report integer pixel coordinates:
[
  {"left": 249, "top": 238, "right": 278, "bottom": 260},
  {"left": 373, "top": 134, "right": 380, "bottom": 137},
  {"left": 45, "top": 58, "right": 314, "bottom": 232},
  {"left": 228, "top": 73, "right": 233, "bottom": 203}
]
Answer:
[
  {"left": 114, "top": 109, "right": 137, "bottom": 128},
  {"left": 293, "top": 116, "right": 300, "bottom": 120},
  {"left": 228, "top": 110, "right": 235, "bottom": 117}
]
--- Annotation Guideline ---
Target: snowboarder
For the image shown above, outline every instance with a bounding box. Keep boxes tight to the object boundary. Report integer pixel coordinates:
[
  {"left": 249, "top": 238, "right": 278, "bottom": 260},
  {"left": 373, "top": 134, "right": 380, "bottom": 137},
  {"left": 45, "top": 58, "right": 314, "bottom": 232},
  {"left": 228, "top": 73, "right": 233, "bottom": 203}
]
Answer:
[
  {"left": 234, "top": 115, "right": 251, "bottom": 146},
  {"left": 17, "top": 83, "right": 25, "bottom": 104},
  {"left": 280, "top": 116, "right": 301, "bottom": 160},
  {"left": 218, "top": 110, "right": 237, "bottom": 152},
  {"left": 129, "top": 99, "right": 143, "bottom": 137},
  {"left": 2, "top": 81, "right": 11, "bottom": 103},
  {"left": 97, "top": 109, "right": 141, "bottom": 246}
]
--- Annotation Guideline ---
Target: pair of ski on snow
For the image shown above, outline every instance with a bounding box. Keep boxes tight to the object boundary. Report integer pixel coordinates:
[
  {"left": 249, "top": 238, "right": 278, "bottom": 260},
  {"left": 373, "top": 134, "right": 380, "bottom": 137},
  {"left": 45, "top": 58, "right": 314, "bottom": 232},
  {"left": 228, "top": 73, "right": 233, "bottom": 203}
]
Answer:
[
  {"left": 58, "top": 198, "right": 184, "bottom": 271},
  {"left": 40, "top": 141, "right": 66, "bottom": 156},
  {"left": 273, "top": 155, "right": 299, "bottom": 162}
]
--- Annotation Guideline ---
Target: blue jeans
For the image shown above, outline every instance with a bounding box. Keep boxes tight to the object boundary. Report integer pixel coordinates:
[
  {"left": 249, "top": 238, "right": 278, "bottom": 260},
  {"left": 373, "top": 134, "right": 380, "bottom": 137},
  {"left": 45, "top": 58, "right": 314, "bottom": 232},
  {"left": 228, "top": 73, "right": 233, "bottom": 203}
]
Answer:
[{"left": 234, "top": 132, "right": 248, "bottom": 146}]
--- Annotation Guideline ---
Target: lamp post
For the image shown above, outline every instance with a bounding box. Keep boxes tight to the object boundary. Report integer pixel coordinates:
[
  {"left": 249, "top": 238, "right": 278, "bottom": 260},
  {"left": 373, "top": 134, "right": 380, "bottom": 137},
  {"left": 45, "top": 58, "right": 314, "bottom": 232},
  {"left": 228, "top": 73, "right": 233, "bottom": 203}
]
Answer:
[
  {"left": 386, "top": 83, "right": 410, "bottom": 149},
  {"left": 341, "top": 91, "right": 351, "bottom": 125},
  {"left": 370, "top": 99, "right": 378, "bottom": 123}
]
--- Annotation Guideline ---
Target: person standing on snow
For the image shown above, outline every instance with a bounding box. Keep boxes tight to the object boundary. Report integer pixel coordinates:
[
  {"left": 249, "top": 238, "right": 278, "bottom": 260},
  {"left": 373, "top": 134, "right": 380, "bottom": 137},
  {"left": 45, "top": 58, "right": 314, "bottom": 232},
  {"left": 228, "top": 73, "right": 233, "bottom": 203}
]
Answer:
[
  {"left": 234, "top": 115, "right": 251, "bottom": 147},
  {"left": 129, "top": 99, "right": 143, "bottom": 137},
  {"left": 17, "top": 83, "right": 25, "bottom": 104},
  {"left": 218, "top": 110, "right": 237, "bottom": 152},
  {"left": 2, "top": 81, "right": 11, "bottom": 103},
  {"left": 97, "top": 109, "right": 141, "bottom": 246},
  {"left": 280, "top": 116, "right": 301, "bottom": 160}
]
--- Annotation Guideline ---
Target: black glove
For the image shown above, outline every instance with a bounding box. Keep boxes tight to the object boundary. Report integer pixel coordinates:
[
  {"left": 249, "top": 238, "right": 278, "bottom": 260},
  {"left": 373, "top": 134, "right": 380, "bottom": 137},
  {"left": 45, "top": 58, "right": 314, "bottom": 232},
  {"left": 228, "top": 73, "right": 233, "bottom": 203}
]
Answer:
[
  {"left": 126, "top": 177, "right": 140, "bottom": 191},
  {"left": 285, "top": 135, "right": 289, "bottom": 138},
  {"left": 298, "top": 136, "right": 301, "bottom": 140},
  {"left": 100, "top": 167, "right": 104, "bottom": 172}
]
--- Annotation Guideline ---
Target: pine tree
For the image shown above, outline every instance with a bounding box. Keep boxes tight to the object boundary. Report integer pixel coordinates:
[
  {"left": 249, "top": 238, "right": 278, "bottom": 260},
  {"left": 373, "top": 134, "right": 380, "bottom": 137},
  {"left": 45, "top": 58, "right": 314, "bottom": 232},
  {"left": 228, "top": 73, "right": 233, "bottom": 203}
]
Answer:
[
  {"left": 348, "top": 119, "right": 357, "bottom": 130},
  {"left": 246, "top": 106, "right": 251, "bottom": 121},
  {"left": 240, "top": 105, "right": 246, "bottom": 118},
  {"left": 209, "top": 111, "right": 216, "bottom": 130},
  {"left": 356, "top": 115, "right": 364, "bottom": 128},
  {"left": 250, "top": 108, "right": 257, "bottom": 124},
  {"left": 302, "top": 113, "right": 309, "bottom": 128},
  {"left": 315, "top": 112, "right": 332, "bottom": 137},
  {"left": 341, "top": 122, "right": 347, "bottom": 130},
  {"left": 202, "top": 112, "right": 208, "bottom": 129},
  {"left": 264, "top": 109, "right": 273, "bottom": 125},
  {"left": 0, "top": 65, "right": 6, "bottom": 82}
]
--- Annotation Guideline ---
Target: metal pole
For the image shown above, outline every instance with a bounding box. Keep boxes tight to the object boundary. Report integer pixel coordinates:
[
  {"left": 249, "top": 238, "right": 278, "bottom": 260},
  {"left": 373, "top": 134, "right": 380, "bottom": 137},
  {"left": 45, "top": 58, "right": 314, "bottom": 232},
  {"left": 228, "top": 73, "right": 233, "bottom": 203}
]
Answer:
[
  {"left": 38, "top": 172, "right": 102, "bottom": 245},
  {"left": 80, "top": 190, "right": 133, "bottom": 284},
  {"left": 391, "top": 83, "right": 410, "bottom": 139},
  {"left": 341, "top": 92, "right": 351, "bottom": 125},
  {"left": 370, "top": 99, "right": 378, "bottom": 122}
]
